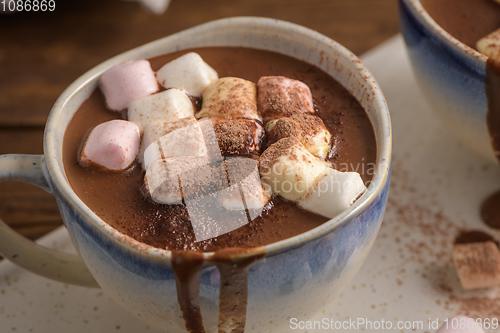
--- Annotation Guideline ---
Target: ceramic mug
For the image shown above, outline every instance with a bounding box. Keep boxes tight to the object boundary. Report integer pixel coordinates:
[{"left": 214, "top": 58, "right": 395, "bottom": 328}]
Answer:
[
  {"left": 0, "top": 17, "right": 392, "bottom": 333},
  {"left": 399, "top": 0, "right": 498, "bottom": 164}
]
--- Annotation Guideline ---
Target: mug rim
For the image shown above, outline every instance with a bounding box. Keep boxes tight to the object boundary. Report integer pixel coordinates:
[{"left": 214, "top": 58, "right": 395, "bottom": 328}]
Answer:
[
  {"left": 44, "top": 16, "right": 392, "bottom": 261},
  {"left": 401, "top": 0, "right": 487, "bottom": 65}
]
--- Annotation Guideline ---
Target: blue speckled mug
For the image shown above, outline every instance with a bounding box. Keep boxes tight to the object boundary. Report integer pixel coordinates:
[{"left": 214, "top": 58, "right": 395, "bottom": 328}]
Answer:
[
  {"left": 0, "top": 17, "right": 391, "bottom": 333},
  {"left": 399, "top": 0, "right": 498, "bottom": 163}
]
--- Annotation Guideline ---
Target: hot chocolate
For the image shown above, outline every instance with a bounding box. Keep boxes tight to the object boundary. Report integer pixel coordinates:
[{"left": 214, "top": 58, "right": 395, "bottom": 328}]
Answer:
[
  {"left": 63, "top": 47, "right": 377, "bottom": 252},
  {"left": 63, "top": 47, "right": 377, "bottom": 333},
  {"left": 420, "top": 0, "right": 500, "bottom": 230},
  {"left": 420, "top": 0, "right": 500, "bottom": 49}
]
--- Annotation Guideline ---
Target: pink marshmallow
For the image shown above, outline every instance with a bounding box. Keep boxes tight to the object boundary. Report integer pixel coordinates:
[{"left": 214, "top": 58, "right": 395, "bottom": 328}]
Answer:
[
  {"left": 99, "top": 60, "right": 159, "bottom": 111},
  {"left": 80, "top": 120, "right": 140, "bottom": 171},
  {"left": 257, "top": 76, "right": 314, "bottom": 123},
  {"left": 436, "top": 316, "right": 485, "bottom": 333}
]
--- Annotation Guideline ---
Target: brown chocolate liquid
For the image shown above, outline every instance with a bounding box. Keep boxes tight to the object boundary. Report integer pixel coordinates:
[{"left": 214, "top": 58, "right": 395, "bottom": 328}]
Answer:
[
  {"left": 483, "top": 60, "right": 500, "bottom": 229},
  {"left": 420, "top": 0, "right": 500, "bottom": 49},
  {"left": 63, "top": 47, "right": 377, "bottom": 332},
  {"left": 421, "top": 0, "right": 500, "bottom": 229}
]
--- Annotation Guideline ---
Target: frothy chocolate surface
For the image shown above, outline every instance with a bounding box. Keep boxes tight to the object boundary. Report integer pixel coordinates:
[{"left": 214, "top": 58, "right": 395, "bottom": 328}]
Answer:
[
  {"left": 63, "top": 47, "right": 376, "bottom": 252},
  {"left": 420, "top": 0, "right": 500, "bottom": 49}
]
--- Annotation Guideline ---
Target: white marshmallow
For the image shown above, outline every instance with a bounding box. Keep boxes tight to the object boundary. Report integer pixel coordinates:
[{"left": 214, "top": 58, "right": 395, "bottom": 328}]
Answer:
[
  {"left": 196, "top": 77, "right": 260, "bottom": 121},
  {"left": 266, "top": 113, "right": 331, "bottom": 159},
  {"left": 156, "top": 52, "right": 218, "bottom": 97},
  {"left": 436, "top": 316, "right": 485, "bottom": 333},
  {"left": 128, "top": 88, "right": 194, "bottom": 133},
  {"left": 99, "top": 60, "right": 158, "bottom": 111},
  {"left": 477, "top": 28, "right": 500, "bottom": 61},
  {"left": 297, "top": 167, "right": 366, "bottom": 219},
  {"left": 257, "top": 76, "right": 314, "bottom": 123},
  {"left": 222, "top": 158, "right": 272, "bottom": 215},
  {"left": 452, "top": 241, "right": 500, "bottom": 290},
  {"left": 80, "top": 120, "right": 140, "bottom": 171},
  {"left": 179, "top": 160, "right": 250, "bottom": 242},
  {"left": 140, "top": 116, "right": 207, "bottom": 168},
  {"left": 144, "top": 156, "right": 209, "bottom": 204},
  {"left": 198, "top": 117, "right": 224, "bottom": 162},
  {"left": 259, "top": 137, "right": 328, "bottom": 201}
]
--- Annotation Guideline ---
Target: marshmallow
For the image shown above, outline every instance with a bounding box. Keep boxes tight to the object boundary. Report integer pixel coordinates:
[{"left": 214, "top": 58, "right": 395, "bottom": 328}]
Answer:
[
  {"left": 266, "top": 113, "right": 331, "bottom": 159},
  {"left": 128, "top": 88, "right": 194, "bottom": 133},
  {"left": 198, "top": 117, "right": 224, "bottom": 162},
  {"left": 452, "top": 241, "right": 500, "bottom": 290},
  {"left": 99, "top": 60, "right": 158, "bottom": 111},
  {"left": 221, "top": 157, "right": 272, "bottom": 215},
  {"left": 80, "top": 120, "right": 140, "bottom": 171},
  {"left": 297, "top": 167, "right": 366, "bottom": 219},
  {"left": 179, "top": 160, "right": 249, "bottom": 242},
  {"left": 436, "top": 316, "right": 485, "bottom": 333},
  {"left": 257, "top": 76, "right": 314, "bottom": 123},
  {"left": 198, "top": 117, "right": 264, "bottom": 157},
  {"left": 156, "top": 52, "right": 218, "bottom": 97},
  {"left": 259, "top": 137, "right": 328, "bottom": 201},
  {"left": 140, "top": 116, "right": 207, "bottom": 168},
  {"left": 144, "top": 156, "right": 210, "bottom": 204},
  {"left": 196, "top": 77, "right": 260, "bottom": 121},
  {"left": 477, "top": 28, "right": 500, "bottom": 61}
]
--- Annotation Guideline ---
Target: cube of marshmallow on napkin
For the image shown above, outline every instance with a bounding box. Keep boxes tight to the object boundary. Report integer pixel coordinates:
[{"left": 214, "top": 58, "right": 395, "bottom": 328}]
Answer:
[
  {"left": 128, "top": 88, "right": 194, "bottom": 133},
  {"left": 99, "top": 60, "right": 158, "bottom": 111},
  {"left": 196, "top": 77, "right": 260, "bottom": 121},
  {"left": 435, "top": 316, "right": 485, "bottom": 333},
  {"left": 141, "top": 116, "right": 208, "bottom": 170},
  {"left": 257, "top": 76, "right": 314, "bottom": 124},
  {"left": 80, "top": 120, "right": 140, "bottom": 171},
  {"left": 477, "top": 28, "right": 500, "bottom": 61},
  {"left": 452, "top": 241, "right": 500, "bottom": 290},
  {"left": 156, "top": 52, "right": 218, "bottom": 97}
]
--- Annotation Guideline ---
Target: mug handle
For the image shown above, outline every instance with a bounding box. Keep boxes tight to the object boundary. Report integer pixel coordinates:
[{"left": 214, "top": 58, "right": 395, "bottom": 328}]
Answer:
[{"left": 0, "top": 154, "right": 99, "bottom": 288}]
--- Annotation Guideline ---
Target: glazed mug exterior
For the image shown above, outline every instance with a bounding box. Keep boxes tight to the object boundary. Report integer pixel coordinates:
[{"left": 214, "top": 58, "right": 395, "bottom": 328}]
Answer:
[
  {"left": 399, "top": 0, "right": 497, "bottom": 163},
  {"left": 0, "top": 17, "right": 392, "bottom": 332}
]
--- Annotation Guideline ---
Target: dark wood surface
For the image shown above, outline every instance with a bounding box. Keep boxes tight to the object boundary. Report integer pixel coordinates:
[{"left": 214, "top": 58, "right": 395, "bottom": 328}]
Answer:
[{"left": 0, "top": 0, "right": 400, "bottom": 241}]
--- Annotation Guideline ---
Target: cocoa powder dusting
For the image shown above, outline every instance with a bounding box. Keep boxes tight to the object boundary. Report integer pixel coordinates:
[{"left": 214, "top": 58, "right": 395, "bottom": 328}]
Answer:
[
  {"left": 386, "top": 158, "right": 500, "bottom": 323},
  {"left": 212, "top": 118, "right": 263, "bottom": 156},
  {"left": 267, "top": 118, "right": 302, "bottom": 145},
  {"left": 257, "top": 76, "right": 314, "bottom": 123},
  {"left": 259, "top": 137, "right": 302, "bottom": 175}
]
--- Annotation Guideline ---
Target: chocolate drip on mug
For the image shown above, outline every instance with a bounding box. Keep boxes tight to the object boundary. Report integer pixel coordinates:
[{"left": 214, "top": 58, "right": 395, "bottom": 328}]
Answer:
[
  {"left": 486, "top": 59, "right": 500, "bottom": 162},
  {"left": 172, "top": 248, "right": 265, "bottom": 333},
  {"left": 172, "top": 251, "right": 206, "bottom": 333},
  {"left": 210, "top": 248, "right": 265, "bottom": 333},
  {"left": 481, "top": 61, "right": 500, "bottom": 230}
]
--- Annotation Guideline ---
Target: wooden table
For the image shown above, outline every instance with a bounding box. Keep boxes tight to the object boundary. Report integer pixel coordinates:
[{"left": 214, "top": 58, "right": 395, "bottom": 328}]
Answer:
[{"left": 0, "top": 0, "right": 399, "bottom": 241}]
